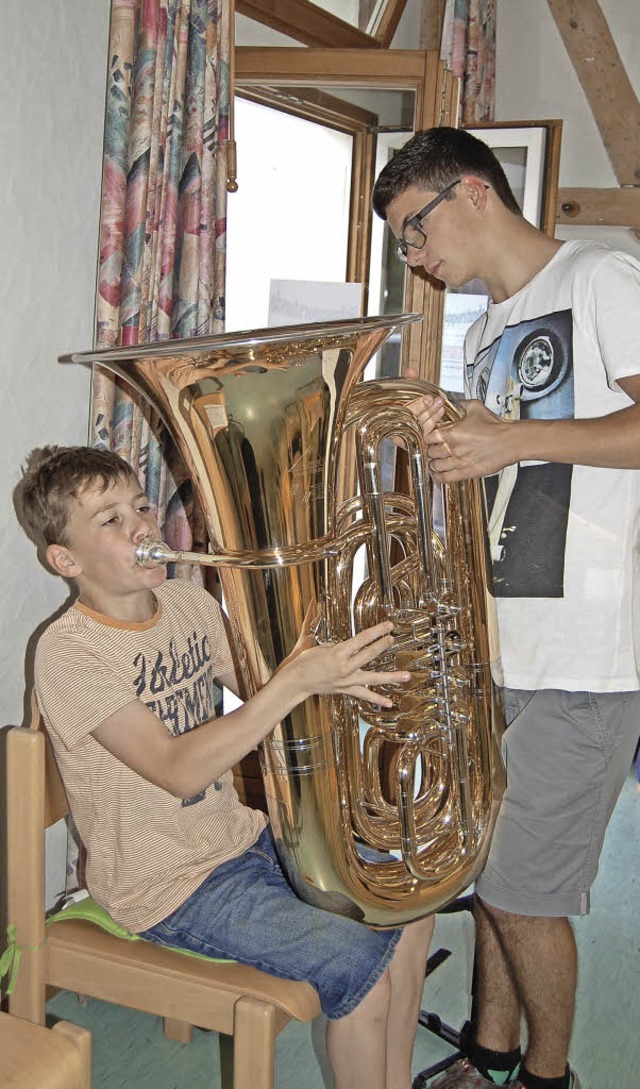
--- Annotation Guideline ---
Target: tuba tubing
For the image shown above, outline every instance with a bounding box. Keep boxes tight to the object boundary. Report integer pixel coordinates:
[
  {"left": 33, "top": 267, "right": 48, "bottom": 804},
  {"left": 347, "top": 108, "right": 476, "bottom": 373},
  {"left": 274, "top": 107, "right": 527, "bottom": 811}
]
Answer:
[{"left": 64, "top": 316, "right": 505, "bottom": 926}]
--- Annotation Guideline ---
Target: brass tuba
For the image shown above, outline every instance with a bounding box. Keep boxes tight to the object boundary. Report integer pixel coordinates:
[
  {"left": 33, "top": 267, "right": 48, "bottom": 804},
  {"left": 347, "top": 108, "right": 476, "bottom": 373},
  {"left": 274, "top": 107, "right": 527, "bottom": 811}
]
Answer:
[{"left": 63, "top": 315, "right": 504, "bottom": 926}]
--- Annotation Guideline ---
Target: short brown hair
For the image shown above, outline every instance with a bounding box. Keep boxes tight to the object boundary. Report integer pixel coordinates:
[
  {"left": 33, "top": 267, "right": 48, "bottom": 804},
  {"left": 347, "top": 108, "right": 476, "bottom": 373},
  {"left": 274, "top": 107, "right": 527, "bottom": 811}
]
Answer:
[
  {"left": 372, "top": 126, "right": 522, "bottom": 220},
  {"left": 14, "top": 445, "right": 140, "bottom": 551}
]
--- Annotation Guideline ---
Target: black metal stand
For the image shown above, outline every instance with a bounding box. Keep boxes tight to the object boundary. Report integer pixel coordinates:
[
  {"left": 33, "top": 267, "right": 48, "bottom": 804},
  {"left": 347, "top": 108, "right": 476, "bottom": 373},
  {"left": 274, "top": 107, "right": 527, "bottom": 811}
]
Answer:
[{"left": 411, "top": 894, "right": 477, "bottom": 1089}]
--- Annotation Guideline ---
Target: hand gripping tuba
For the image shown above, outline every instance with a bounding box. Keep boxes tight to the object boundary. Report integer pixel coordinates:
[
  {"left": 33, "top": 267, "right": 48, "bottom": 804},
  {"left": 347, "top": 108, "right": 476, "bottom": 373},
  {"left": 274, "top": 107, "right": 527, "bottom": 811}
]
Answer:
[{"left": 63, "top": 315, "right": 504, "bottom": 926}]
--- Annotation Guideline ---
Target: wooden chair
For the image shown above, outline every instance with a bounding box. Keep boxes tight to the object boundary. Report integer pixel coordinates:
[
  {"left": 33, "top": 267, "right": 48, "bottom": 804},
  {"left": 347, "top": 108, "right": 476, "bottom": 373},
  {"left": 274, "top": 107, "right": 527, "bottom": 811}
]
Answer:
[
  {"left": 1, "top": 1011, "right": 92, "bottom": 1089},
  {"left": 5, "top": 712, "right": 321, "bottom": 1089}
]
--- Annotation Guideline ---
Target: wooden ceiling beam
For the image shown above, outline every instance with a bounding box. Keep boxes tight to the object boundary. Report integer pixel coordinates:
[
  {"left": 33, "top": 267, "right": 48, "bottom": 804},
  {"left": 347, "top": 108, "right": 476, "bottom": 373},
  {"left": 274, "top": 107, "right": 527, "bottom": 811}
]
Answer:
[
  {"left": 557, "top": 186, "right": 640, "bottom": 239},
  {"left": 546, "top": 0, "right": 640, "bottom": 186},
  {"left": 419, "top": 0, "right": 446, "bottom": 52},
  {"left": 236, "top": 1, "right": 379, "bottom": 49}
]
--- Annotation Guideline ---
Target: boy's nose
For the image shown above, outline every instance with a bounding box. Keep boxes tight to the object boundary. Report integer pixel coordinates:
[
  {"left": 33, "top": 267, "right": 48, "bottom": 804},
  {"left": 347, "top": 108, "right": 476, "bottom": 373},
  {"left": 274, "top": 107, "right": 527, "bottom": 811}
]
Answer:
[
  {"left": 132, "top": 514, "right": 153, "bottom": 541},
  {"left": 406, "top": 245, "right": 427, "bottom": 269}
]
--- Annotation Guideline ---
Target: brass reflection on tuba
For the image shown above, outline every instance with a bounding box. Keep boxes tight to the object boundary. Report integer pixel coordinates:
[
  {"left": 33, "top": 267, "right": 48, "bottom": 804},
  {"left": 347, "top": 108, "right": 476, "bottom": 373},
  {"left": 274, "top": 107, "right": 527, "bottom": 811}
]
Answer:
[{"left": 63, "top": 315, "right": 504, "bottom": 927}]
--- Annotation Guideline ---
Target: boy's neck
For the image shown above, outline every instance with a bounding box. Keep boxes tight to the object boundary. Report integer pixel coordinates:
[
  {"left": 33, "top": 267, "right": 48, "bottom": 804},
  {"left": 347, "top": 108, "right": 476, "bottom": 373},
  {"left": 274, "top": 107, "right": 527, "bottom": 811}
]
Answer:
[
  {"left": 480, "top": 218, "right": 564, "bottom": 303},
  {"left": 76, "top": 587, "right": 159, "bottom": 624}
]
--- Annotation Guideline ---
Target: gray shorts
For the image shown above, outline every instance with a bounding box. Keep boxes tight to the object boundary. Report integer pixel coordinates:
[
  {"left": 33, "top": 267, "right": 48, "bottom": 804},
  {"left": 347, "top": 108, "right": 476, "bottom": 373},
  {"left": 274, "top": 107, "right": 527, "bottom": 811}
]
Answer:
[{"left": 475, "top": 687, "right": 640, "bottom": 917}]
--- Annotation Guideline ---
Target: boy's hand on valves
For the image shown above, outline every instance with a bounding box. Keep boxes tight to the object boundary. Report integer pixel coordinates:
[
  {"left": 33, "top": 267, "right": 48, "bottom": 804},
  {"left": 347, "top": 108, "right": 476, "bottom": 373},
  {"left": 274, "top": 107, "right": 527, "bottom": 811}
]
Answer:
[
  {"left": 292, "top": 622, "right": 411, "bottom": 706},
  {"left": 395, "top": 366, "right": 447, "bottom": 448},
  {"left": 426, "top": 400, "right": 513, "bottom": 483}
]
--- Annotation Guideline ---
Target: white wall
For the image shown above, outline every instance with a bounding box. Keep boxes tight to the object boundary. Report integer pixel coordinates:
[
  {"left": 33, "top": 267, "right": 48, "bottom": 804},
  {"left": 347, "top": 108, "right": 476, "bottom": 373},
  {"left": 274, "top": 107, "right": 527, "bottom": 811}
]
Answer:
[{"left": 1, "top": 2, "right": 110, "bottom": 727}]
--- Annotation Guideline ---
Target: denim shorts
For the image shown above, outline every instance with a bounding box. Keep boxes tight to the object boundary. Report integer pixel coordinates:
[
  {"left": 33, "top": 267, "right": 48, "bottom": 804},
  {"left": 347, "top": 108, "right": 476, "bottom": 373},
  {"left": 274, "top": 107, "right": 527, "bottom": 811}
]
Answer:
[
  {"left": 139, "top": 827, "right": 402, "bottom": 1019},
  {"left": 475, "top": 687, "right": 640, "bottom": 917}
]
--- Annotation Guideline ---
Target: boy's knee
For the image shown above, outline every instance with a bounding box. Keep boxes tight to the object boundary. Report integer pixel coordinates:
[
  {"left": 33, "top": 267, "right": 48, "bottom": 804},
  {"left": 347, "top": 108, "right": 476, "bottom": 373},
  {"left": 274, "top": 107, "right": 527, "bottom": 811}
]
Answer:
[
  {"left": 362, "top": 966, "right": 392, "bottom": 1015},
  {"left": 396, "top": 913, "right": 434, "bottom": 954},
  {"left": 412, "top": 914, "right": 435, "bottom": 941}
]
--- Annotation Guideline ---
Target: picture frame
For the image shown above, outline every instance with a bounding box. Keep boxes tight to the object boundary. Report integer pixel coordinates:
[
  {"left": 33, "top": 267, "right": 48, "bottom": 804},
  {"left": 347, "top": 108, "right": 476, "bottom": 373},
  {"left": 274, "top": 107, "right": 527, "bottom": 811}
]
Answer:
[{"left": 468, "top": 120, "right": 563, "bottom": 236}]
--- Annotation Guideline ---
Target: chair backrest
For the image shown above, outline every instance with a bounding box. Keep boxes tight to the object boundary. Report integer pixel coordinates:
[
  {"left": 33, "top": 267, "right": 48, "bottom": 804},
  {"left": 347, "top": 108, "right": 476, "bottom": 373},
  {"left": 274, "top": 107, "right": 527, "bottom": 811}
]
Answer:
[
  {"left": 6, "top": 722, "right": 48, "bottom": 1021},
  {"left": 28, "top": 691, "right": 70, "bottom": 829}
]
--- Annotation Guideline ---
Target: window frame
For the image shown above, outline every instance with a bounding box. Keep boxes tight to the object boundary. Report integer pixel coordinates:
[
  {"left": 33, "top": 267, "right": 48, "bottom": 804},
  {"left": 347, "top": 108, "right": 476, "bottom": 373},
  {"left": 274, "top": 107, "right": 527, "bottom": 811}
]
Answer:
[
  {"left": 236, "top": 0, "right": 408, "bottom": 50},
  {"left": 235, "top": 46, "right": 460, "bottom": 380}
]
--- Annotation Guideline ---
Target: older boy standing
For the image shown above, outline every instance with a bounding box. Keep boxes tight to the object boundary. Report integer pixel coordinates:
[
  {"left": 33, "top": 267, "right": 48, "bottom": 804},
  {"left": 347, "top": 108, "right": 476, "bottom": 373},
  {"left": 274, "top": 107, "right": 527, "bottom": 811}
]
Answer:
[{"left": 372, "top": 126, "right": 640, "bottom": 1089}]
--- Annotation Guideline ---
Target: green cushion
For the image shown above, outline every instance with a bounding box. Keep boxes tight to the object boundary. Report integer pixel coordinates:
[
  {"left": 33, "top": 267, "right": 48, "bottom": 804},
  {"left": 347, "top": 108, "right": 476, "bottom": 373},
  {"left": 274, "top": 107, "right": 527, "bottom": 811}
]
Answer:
[{"left": 48, "top": 896, "right": 233, "bottom": 964}]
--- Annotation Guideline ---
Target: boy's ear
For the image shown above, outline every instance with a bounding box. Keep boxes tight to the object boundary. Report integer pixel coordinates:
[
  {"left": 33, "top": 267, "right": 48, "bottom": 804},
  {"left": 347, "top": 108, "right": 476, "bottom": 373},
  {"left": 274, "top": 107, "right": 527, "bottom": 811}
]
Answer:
[
  {"left": 461, "top": 175, "right": 490, "bottom": 211},
  {"left": 46, "top": 543, "right": 82, "bottom": 579}
]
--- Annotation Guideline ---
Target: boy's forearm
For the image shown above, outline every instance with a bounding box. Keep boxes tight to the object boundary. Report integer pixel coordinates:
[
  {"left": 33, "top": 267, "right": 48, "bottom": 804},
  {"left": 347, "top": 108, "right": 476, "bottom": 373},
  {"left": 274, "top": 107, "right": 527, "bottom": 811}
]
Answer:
[
  {"left": 428, "top": 400, "right": 640, "bottom": 482},
  {"left": 93, "top": 660, "right": 309, "bottom": 800},
  {"left": 94, "top": 621, "right": 400, "bottom": 798},
  {"left": 507, "top": 403, "right": 640, "bottom": 470},
  {"left": 165, "top": 622, "right": 402, "bottom": 797},
  {"left": 165, "top": 662, "right": 308, "bottom": 797}
]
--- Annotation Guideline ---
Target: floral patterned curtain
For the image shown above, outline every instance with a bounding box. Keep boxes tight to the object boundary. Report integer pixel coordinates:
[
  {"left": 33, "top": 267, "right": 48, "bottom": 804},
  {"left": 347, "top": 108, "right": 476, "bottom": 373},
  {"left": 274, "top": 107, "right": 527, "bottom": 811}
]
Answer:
[
  {"left": 91, "top": 0, "right": 232, "bottom": 562},
  {"left": 63, "top": 0, "right": 231, "bottom": 899},
  {"left": 441, "top": 0, "right": 496, "bottom": 124}
]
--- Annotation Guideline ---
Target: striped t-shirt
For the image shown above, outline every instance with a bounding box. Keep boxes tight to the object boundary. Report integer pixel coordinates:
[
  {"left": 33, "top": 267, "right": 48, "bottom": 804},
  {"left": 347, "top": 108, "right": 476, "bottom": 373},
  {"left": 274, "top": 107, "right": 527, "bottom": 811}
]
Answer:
[{"left": 35, "top": 579, "right": 265, "bottom": 932}]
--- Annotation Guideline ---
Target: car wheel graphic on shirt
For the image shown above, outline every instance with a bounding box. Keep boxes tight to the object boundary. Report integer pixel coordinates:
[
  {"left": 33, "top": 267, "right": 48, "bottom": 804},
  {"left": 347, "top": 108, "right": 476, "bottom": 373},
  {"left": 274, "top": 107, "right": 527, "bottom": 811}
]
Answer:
[{"left": 514, "top": 328, "right": 568, "bottom": 400}]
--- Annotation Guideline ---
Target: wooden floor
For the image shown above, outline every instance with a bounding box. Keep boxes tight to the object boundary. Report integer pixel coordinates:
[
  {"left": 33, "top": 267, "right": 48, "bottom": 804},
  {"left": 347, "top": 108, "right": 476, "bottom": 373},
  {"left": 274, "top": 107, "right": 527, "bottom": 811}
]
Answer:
[{"left": 47, "top": 770, "right": 640, "bottom": 1089}]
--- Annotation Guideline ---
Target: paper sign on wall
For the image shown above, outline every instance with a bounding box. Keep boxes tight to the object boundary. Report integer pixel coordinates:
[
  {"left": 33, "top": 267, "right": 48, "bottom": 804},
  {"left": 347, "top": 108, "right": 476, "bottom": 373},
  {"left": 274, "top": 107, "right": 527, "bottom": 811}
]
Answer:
[
  {"left": 441, "top": 292, "right": 489, "bottom": 393},
  {"left": 268, "top": 279, "right": 363, "bottom": 327}
]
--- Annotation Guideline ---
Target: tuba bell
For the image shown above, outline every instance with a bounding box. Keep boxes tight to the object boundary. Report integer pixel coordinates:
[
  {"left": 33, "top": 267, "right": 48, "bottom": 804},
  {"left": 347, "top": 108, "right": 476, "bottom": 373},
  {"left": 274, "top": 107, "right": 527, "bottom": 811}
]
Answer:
[{"left": 63, "top": 314, "right": 504, "bottom": 926}]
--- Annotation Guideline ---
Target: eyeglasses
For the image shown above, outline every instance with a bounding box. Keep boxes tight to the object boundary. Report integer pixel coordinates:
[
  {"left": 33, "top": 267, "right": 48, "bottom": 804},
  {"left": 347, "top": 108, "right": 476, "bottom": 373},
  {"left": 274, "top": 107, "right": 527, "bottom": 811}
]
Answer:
[{"left": 394, "top": 179, "right": 461, "bottom": 263}]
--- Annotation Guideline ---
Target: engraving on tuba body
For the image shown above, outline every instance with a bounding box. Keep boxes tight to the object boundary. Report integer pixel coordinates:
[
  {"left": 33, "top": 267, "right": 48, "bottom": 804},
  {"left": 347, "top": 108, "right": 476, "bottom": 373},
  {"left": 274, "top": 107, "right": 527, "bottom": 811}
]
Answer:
[{"left": 63, "top": 315, "right": 504, "bottom": 926}]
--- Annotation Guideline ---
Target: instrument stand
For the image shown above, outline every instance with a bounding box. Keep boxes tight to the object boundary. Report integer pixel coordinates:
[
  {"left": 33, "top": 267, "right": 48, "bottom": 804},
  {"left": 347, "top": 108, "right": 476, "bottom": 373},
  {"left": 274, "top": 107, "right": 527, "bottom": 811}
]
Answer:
[{"left": 412, "top": 894, "right": 476, "bottom": 1089}]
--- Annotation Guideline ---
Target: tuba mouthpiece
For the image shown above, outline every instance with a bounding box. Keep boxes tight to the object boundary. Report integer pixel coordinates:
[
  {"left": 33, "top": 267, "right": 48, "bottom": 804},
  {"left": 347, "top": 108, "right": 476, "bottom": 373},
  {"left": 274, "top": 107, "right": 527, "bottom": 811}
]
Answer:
[{"left": 135, "top": 538, "right": 173, "bottom": 567}]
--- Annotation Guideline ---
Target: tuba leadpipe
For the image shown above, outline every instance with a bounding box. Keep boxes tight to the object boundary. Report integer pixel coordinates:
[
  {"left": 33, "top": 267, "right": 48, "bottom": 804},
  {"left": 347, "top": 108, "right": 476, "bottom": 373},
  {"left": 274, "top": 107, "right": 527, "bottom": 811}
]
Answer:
[
  {"left": 134, "top": 537, "right": 341, "bottom": 569},
  {"left": 63, "top": 315, "right": 504, "bottom": 926}
]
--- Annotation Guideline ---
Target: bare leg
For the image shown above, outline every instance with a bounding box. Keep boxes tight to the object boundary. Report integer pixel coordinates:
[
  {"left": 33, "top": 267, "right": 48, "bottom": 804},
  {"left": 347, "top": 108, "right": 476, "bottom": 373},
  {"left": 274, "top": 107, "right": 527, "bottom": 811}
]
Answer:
[
  {"left": 326, "top": 914, "right": 434, "bottom": 1089},
  {"left": 386, "top": 915, "right": 435, "bottom": 1088},
  {"left": 478, "top": 899, "right": 577, "bottom": 1078},
  {"left": 474, "top": 897, "right": 522, "bottom": 1052},
  {"left": 326, "top": 968, "right": 391, "bottom": 1089}
]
